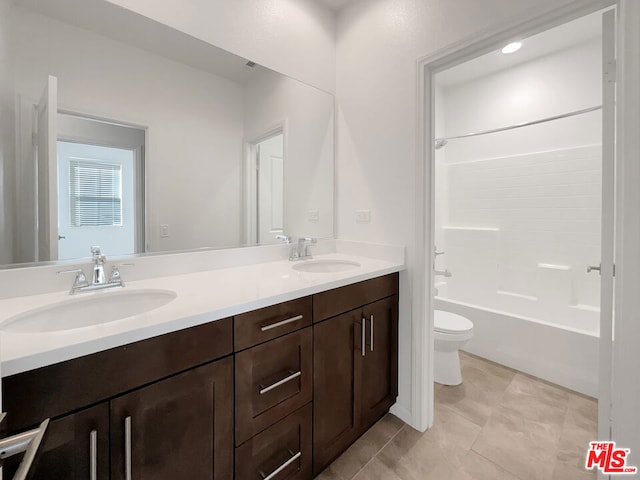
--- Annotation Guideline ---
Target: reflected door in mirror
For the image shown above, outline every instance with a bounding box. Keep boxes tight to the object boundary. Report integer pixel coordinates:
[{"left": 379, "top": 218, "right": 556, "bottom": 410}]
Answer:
[{"left": 257, "top": 133, "right": 284, "bottom": 244}]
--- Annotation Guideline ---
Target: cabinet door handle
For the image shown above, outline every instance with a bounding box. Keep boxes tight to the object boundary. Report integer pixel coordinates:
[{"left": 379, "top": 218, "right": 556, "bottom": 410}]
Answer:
[
  {"left": 260, "top": 451, "right": 301, "bottom": 480},
  {"left": 361, "top": 319, "right": 366, "bottom": 357},
  {"left": 370, "top": 314, "right": 374, "bottom": 352},
  {"left": 125, "top": 416, "right": 132, "bottom": 480},
  {"left": 90, "top": 430, "right": 97, "bottom": 480},
  {"left": 259, "top": 370, "right": 302, "bottom": 395},
  {"left": 260, "top": 314, "right": 303, "bottom": 332}
]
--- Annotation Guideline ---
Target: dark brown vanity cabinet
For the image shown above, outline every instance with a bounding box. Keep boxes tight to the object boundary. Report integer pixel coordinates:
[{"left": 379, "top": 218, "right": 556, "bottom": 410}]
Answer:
[
  {"left": 2, "top": 318, "right": 234, "bottom": 480},
  {"left": 312, "top": 274, "right": 399, "bottom": 475},
  {"left": 2, "top": 272, "right": 399, "bottom": 480}
]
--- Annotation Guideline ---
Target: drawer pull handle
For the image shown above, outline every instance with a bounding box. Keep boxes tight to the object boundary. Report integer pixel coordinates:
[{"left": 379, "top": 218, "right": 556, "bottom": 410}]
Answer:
[
  {"left": 125, "top": 416, "right": 132, "bottom": 480},
  {"left": 361, "top": 319, "right": 366, "bottom": 357},
  {"left": 259, "top": 370, "right": 302, "bottom": 395},
  {"left": 260, "top": 450, "right": 302, "bottom": 480},
  {"left": 370, "top": 314, "right": 374, "bottom": 352},
  {"left": 90, "top": 430, "right": 97, "bottom": 480},
  {"left": 260, "top": 314, "right": 304, "bottom": 332}
]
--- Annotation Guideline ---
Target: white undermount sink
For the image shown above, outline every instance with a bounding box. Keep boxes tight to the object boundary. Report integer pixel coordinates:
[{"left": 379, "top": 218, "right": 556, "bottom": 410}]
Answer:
[
  {"left": 2, "top": 289, "right": 177, "bottom": 334},
  {"left": 292, "top": 259, "right": 361, "bottom": 273}
]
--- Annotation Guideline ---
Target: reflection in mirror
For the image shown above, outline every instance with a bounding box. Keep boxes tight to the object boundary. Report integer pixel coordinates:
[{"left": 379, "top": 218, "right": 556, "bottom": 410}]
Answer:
[
  {"left": 0, "top": 0, "right": 334, "bottom": 268},
  {"left": 249, "top": 131, "right": 284, "bottom": 245},
  {"left": 57, "top": 113, "right": 146, "bottom": 260}
]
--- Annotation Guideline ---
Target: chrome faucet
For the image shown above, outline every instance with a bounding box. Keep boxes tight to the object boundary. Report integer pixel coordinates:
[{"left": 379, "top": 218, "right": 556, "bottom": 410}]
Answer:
[
  {"left": 276, "top": 234, "right": 317, "bottom": 261},
  {"left": 296, "top": 237, "right": 317, "bottom": 260},
  {"left": 58, "top": 246, "right": 132, "bottom": 294},
  {"left": 91, "top": 246, "right": 107, "bottom": 285},
  {"left": 275, "top": 234, "right": 291, "bottom": 244}
]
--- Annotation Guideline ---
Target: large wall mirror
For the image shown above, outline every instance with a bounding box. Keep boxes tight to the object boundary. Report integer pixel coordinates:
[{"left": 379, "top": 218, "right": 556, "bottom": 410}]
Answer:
[{"left": 0, "top": 0, "right": 334, "bottom": 267}]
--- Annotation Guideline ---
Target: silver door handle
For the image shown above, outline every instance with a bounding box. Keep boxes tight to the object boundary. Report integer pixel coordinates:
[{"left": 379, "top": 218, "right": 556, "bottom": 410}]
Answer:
[
  {"left": 260, "top": 315, "right": 303, "bottom": 332},
  {"left": 125, "top": 416, "right": 132, "bottom": 480},
  {"left": 587, "top": 264, "right": 601, "bottom": 274},
  {"left": 370, "top": 314, "right": 374, "bottom": 352},
  {"left": 90, "top": 430, "right": 97, "bottom": 480},
  {"left": 58, "top": 235, "right": 66, "bottom": 240},
  {"left": 259, "top": 370, "right": 302, "bottom": 395},
  {"left": 361, "top": 319, "right": 366, "bottom": 357},
  {"left": 260, "top": 451, "right": 301, "bottom": 480}
]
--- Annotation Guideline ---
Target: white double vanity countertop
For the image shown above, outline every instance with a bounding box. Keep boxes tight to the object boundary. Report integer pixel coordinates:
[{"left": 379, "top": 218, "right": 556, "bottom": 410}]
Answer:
[{"left": 0, "top": 253, "right": 404, "bottom": 377}]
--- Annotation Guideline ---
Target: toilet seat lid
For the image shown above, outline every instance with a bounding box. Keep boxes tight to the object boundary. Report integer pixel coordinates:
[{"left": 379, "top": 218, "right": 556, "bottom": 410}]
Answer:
[{"left": 434, "top": 310, "right": 473, "bottom": 334}]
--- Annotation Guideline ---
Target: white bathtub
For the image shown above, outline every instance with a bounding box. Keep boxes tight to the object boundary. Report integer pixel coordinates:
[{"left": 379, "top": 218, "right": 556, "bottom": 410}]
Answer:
[{"left": 434, "top": 297, "right": 599, "bottom": 397}]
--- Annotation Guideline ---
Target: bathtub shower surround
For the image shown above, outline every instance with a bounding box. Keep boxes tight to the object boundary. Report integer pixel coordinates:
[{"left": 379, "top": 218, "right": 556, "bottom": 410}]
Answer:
[
  {"left": 434, "top": 145, "right": 602, "bottom": 397},
  {"left": 437, "top": 145, "right": 601, "bottom": 335}
]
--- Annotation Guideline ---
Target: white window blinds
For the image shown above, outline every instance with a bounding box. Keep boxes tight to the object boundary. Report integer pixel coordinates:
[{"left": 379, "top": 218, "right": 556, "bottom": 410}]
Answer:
[{"left": 69, "top": 160, "right": 122, "bottom": 227}]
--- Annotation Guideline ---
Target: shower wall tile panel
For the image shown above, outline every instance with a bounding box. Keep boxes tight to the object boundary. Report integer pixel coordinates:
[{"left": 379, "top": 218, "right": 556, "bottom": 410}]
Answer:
[{"left": 439, "top": 145, "right": 601, "bottom": 317}]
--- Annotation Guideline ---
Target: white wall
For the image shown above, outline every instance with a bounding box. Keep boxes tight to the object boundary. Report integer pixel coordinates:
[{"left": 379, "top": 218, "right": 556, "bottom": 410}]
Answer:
[
  {"left": 105, "top": 0, "right": 337, "bottom": 94},
  {"left": 335, "top": 0, "right": 582, "bottom": 426},
  {"left": 244, "top": 69, "right": 334, "bottom": 240},
  {"left": 12, "top": 7, "right": 246, "bottom": 255},
  {"left": 0, "top": 0, "right": 14, "bottom": 264}
]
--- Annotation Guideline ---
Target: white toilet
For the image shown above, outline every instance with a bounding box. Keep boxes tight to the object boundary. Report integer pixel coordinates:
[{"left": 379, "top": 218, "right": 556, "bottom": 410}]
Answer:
[{"left": 434, "top": 310, "right": 474, "bottom": 385}]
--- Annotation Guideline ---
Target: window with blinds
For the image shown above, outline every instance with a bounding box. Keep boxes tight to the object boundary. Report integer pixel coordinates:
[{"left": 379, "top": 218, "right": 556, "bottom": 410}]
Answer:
[{"left": 69, "top": 160, "right": 123, "bottom": 227}]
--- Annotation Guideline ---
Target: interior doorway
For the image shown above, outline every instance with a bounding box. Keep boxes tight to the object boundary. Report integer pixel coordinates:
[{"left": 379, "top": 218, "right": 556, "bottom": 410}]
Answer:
[
  {"left": 414, "top": 4, "right": 620, "bottom": 469},
  {"left": 247, "top": 130, "right": 285, "bottom": 245},
  {"left": 427, "top": 7, "right": 614, "bottom": 478}
]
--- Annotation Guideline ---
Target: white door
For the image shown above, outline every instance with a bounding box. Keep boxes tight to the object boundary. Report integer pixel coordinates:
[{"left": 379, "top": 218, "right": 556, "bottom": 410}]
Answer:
[
  {"left": 57, "top": 141, "right": 136, "bottom": 260},
  {"left": 596, "top": 9, "right": 616, "bottom": 449},
  {"left": 256, "top": 133, "right": 284, "bottom": 244},
  {"left": 36, "top": 75, "right": 58, "bottom": 261}
]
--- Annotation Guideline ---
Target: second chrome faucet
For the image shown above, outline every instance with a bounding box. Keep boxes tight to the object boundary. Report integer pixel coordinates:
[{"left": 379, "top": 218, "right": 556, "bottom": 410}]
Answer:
[{"left": 276, "top": 235, "right": 317, "bottom": 261}]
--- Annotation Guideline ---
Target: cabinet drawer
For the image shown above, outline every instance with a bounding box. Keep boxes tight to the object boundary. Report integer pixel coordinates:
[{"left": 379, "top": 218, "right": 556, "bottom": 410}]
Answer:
[
  {"left": 235, "top": 404, "right": 312, "bottom": 480},
  {"left": 235, "top": 328, "right": 312, "bottom": 445},
  {"left": 235, "top": 297, "right": 312, "bottom": 351},
  {"left": 313, "top": 273, "right": 399, "bottom": 322}
]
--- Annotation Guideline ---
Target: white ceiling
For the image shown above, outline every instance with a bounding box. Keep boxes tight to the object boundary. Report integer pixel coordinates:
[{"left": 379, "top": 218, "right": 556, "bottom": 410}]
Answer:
[{"left": 436, "top": 9, "right": 604, "bottom": 87}]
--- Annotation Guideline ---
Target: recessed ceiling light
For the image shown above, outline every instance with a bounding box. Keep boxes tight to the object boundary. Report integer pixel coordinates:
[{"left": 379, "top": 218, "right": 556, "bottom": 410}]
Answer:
[{"left": 502, "top": 42, "right": 522, "bottom": 54}]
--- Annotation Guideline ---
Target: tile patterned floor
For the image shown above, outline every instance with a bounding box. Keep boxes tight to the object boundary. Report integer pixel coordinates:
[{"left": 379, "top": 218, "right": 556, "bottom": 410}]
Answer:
[{"left": 316, "top": 351, "right": 598, "bottom": 480}]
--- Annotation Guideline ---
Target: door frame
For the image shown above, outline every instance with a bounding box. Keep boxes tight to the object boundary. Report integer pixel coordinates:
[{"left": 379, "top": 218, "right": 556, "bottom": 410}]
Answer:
[{"left": 414, "top": 0, "right": 623, "bottom": 437}]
